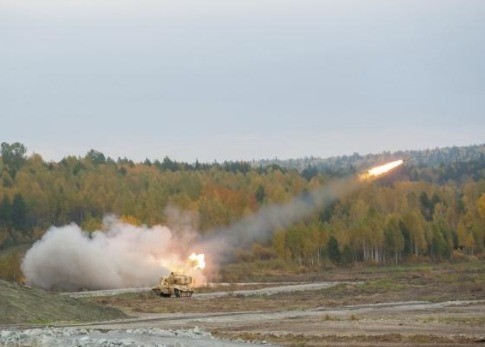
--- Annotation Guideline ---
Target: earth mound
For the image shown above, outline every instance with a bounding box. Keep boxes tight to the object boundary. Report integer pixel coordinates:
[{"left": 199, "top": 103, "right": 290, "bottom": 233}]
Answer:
[{"left": 0, "top": 279, "right": 126, "bottom": 325}]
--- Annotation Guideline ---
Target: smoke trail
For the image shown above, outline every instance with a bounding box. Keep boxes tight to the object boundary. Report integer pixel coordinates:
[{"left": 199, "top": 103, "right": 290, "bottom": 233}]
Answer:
[
  {"left": 196, "top": 159, "right": 405, "bottom": 262},
  {"left": 21, "top": 215, "right": 202, "bottom": 291},
  {"left": 196, "top": 176, "right": 361, "bottom": 262}
]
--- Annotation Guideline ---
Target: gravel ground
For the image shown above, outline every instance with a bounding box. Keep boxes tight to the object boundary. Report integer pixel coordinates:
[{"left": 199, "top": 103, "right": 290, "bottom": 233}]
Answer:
[
  {"left": 59, "top": 299, "right": 484, "bottom": 346},
  {"left": 0, "top": 327, "right": 271, "bottom": 346}
]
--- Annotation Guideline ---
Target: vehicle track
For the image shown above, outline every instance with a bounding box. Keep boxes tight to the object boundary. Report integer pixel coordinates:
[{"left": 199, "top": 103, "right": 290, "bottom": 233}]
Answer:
[{"left": 58, "top": 299, "right": 485, "bottom": 329}]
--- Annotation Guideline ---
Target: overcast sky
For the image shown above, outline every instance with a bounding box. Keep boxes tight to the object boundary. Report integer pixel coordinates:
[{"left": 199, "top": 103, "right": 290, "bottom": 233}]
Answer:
[{"left": 1, "top": 0, "right": 484, "bottom": 162}]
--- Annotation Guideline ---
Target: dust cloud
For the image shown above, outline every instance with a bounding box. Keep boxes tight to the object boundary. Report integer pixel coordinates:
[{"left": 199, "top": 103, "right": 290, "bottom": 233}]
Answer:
[{"left": 21, "top": 215, "right": 202, "bottom": 291}]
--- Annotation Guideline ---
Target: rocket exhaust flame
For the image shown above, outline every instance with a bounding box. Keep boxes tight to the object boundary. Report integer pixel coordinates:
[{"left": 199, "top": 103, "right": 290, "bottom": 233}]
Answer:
[{"left": 359, "top": 159, "right": 404, "bottom": 181}]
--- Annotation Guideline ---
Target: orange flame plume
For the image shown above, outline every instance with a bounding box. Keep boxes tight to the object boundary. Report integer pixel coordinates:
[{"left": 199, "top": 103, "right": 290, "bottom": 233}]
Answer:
[
  {"left": 359, "top": 159, "right": 404, "bottom": 181},
  {"left": 188, "top": 253, "right": 206, "bottom": 270}
]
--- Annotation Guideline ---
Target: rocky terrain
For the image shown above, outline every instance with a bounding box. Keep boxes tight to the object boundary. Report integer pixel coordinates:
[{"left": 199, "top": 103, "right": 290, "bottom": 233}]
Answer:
[{"left": 0, "top": 327, "right": 266, "bottom": 346}]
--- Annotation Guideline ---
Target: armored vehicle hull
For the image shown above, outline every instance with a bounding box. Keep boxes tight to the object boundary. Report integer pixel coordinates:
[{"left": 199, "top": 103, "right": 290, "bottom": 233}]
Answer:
[{"left": 152, "top": 272, "right": 194, "bottom": 298}]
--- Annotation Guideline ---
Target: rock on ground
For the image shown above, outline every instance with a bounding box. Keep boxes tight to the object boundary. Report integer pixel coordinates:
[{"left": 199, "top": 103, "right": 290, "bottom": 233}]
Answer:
[{"left": 0, "top": 327, "right": 268, "bottom": 346}]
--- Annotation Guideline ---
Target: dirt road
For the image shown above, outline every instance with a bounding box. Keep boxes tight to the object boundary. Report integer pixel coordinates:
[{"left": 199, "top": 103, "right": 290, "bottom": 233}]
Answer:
[
  {"left": 3, "top": 299, "right": 483, "bottom": 346},
  {"left": 56, "top": 281, "right": 485, "bottom": 346},
  {"left": 71, "top": 299, "right": 485, "bottom": 335},
  {"left": 65, "top": 281, "right": 349, "bottom": 299}
]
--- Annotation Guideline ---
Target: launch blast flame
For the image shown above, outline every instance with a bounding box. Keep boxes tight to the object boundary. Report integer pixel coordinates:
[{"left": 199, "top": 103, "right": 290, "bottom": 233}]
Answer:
[
  {"left": 188, "top": 253, "right": 206, "bottom": 270},
  {"left": 359, "top": 159, "right": 404, "bottom": 181}
]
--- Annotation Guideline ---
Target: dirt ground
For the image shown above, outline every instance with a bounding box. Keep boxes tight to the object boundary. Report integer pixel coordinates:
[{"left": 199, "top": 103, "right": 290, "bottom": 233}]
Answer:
[{"left": 73, "top": 261, "right": 485, "bottom": 346}]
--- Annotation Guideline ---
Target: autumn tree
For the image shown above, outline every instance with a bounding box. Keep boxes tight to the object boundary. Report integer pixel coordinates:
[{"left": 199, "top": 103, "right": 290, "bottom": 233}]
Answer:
[
  {"left": 327, "top": 236, "right": 341, "bottom": 264},
  {"left": 11, "top": 194, "right": 27, "bottom": 232},
  {"left": 0, "top": 142, "right": 27, "bottom": 178},
  {"left": 384, "top": 213, "right": 404, "bottom": 263}
]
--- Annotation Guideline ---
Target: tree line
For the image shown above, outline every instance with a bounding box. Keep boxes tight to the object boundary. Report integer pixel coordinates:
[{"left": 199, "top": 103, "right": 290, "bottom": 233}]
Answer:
[{"left": 0, "top": 142, "right": 484, "bottom": 280}]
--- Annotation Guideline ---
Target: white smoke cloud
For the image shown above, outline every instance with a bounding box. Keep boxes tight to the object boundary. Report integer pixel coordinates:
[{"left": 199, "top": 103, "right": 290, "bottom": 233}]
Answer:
[{"left": 21, "top": 215, "right": 202, "bottom": 291}]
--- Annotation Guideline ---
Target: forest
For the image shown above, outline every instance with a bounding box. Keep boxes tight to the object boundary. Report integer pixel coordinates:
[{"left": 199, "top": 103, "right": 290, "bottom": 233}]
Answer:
[{"left": 0, "top": 142, "right": 484, "bottom": 281}]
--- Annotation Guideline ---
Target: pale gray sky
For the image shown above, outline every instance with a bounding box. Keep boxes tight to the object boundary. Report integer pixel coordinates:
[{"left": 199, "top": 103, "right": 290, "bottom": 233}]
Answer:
[{"left": 1, "top": 0, "right": 484, "bottom": 162}]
